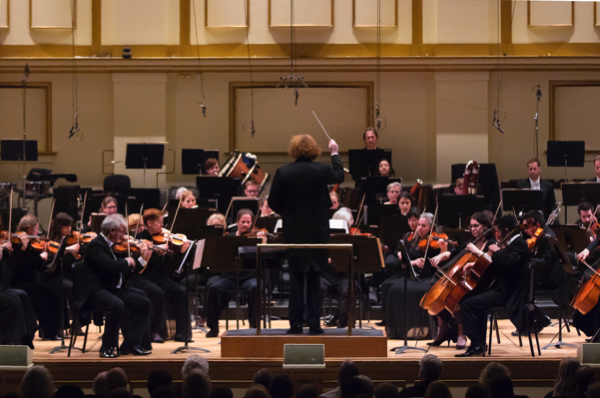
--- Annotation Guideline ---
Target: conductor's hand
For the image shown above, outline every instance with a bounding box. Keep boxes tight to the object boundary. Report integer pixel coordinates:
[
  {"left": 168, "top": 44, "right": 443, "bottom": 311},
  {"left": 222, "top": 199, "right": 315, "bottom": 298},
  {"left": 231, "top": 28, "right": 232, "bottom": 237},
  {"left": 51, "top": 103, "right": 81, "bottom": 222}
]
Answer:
[
  {"left": 578, "top": 249, "right": 590, "bottom": 263},
  {"left": 328, "top": 139, "right": 339, "bottom": 156}
]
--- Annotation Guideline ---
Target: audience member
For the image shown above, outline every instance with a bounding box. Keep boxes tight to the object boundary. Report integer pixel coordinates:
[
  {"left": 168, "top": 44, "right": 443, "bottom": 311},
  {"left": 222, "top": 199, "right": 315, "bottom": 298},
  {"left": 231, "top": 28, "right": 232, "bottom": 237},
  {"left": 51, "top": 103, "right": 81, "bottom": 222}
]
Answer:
[
  {"left": 573, "top": 365, "right": 595, "bottom": 398},
  {"left": 55, "top": 385, "right": 84, "bottom": 398},
  {"left": 423, "top": 381, "right": 452, "bottom": 398},
  {"left": 487, "top": 375, "right": 514, "bottom": 398},
  {"left": 106, "top": 368, "right": 128, "bottom": 393},
  {"left": 478, "top": 363, "right": 510, "bottom": 389},
  {"left": 210, "top": 387, "right": 234, "bottom": 398},
  {"left": 151, "top": 386, "right": 176, "bottom": 398},
  {"left": 543, "top": 357, "right": 580, "bottom": 398},
  {"left": 374, "top": 382, "right": 398, "bottom": 398},
  {"left": 182, "top": 355, "right": 210, "bottom": 380},
  {"left": 297, "top": 385, "right": 320, "bottom": 398},
  {"left": 20, "top": 366, "right": 55, "bottom": 398},
  {"left": 587, "top": 381, "right": 600, "bottom": 398},
  {"left": 106, "top": 388, "right": 132, "bottom": 398},
  {"left": 358, "top": 376, "right": 374, "bottom": 398},
  {"left": 253, "top": 369, "right": 274, "bottom": 390},
  {"left": 321, "top": 360, "right": 360, "bottom": 398},
  {"left": 465, "top": 384, "right": 488, "bottom": 398},
  {"left": 399, "top": 354, "right": 443, "bottom": 397},
  {"left": 148, "top": 370, "right": 173, "bottom": 395},
  {"left": 270, "top": 374, "right": 294, "bottom": 398},
  {"left": 245, "top": 384, "right": 272, "bottom": 398},
  {"left": 183, "top": 370, "right": 211, "bottom": 398},
  {"left": 93, "top": 372, "right": 110, "bottom": 397},
  {"left": 341, "top": 377, "right": 366, "bottom": 398}
]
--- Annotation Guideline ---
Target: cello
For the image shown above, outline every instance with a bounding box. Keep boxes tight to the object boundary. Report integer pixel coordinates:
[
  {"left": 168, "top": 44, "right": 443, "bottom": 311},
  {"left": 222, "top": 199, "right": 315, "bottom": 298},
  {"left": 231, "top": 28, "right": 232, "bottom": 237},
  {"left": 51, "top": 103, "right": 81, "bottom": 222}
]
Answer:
[{"left": 572, "top": 259, "right": 600, "bottom": 315}]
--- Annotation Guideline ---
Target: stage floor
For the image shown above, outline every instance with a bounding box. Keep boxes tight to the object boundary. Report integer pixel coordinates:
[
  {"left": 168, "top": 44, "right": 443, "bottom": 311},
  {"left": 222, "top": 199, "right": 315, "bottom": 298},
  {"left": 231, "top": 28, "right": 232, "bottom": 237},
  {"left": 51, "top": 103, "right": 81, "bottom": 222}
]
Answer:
[{"left": 0, "top": 319, "right": 588, "bottom": 395}]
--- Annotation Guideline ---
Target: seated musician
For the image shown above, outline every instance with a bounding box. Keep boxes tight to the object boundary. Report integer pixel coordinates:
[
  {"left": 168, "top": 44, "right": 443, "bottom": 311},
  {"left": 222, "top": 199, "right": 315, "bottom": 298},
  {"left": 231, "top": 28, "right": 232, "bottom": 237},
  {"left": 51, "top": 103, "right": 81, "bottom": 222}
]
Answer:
[
  {"left": 573, "top": 234, "right": 600, "bottom": 340},
  {"left": 398, "top": 192, "right": 412, "bottom": 216},
  {"left": 384, "top": 212, "right": 445, "bottom": 339},
  {"left": 384, "top": 182, "right": 401, "bottom": 205},
  {"left": 456, "top": 214, "right": 550, "bottom": 357},
  {"left": 81, "top": 214, "right": 152, "bottom": 358},
  {"left": 8, "top": 215, "right": 62, "bottom": 341},
  {"left": 128, "top": 214, "right": 145, "bottom": 235},
  {"left": 205, "top": 209, "right": 259, "bottom": 337},
  {"left": 260, "top": 196, "right": 276, "bottom": 217},
  {"left": 330, "top": 191, "right": 340, "bottom": 210},
  {"left": 179, "top": 190, "right": 198, "bottom": 209},
  {"left": 592, "top": 155, "right": 600, "bottom": 182},
  {"left": 516, "top": 158, "right": 557, "bottom": 220},
  {"left": 376, "top": 159, "right": 395, "bottom": 177},
  {"left": 427, "top": 211, "right": 496, "bottom": 348},
  {"left": 244, "top": 181, "right": 259, "bottom": 198},
  {"left": 205, "top": 158, "right": 220, "bottom": 177},
  {"left": 132, "top": 209, "right": 192, "bottom": 343},
  {"left": 576, "top": 202, "right": 598, "bottom": 243},
  {"left": 453, "top": 178, "right": 464, "bottom": 195},
  {"left": 86, "top": 196, "right": 119, "bottom": 230},
  {"left": 48, "top": 212, "right": 81, "bottom": 271},
  {"left": 522, "top": 210, "right": 562, "bottom": 290},
  {"left": 363, "top": 127, "right": 379, "bottom": 150}
]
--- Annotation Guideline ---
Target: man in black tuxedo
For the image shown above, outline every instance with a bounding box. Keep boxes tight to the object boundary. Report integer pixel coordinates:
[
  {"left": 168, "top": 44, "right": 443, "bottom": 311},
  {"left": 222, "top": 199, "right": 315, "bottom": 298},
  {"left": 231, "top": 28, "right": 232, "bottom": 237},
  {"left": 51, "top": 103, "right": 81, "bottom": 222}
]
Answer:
[
  {"left": 268, "top": 135, "right": 344, "bottom": 334},
  {"left": 516, "top": 158, "right": 557, "bottom": 220},
  {"left": 78, "top": 214, "right": 153, "bottom": 358},
  {"left": 592, "top": 155, "right": 600, "bottom": 182},
  {"left": 363, "top": 127, "right": 379, "bottom": 150}
]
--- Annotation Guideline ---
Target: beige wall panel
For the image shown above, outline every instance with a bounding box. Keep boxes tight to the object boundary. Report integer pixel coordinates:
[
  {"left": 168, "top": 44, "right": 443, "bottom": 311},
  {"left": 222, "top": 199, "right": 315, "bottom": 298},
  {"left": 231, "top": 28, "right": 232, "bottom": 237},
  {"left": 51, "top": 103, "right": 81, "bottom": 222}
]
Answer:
[
  {"left": 528, "top": 1, "right": 573, "bottom": 27},
  {"left": 270, "top": 0, "right": 333, "bottom": 27},
  {"left": 0, "top": 0, "right": 91, "bottom": 45},
  {"left": 206, "top": 0, "right": 248, "bottom": 28},
  {"left": 102, "top": 0, "right": 179, "bottom": 45},
  {"left": 354, "top": 0, "right": 396, "bottom": 28},
  {"left": 31, "top": 0, "right": 74, "bottom": 29},
  {"left": 424, "top": 0, "right": 498, "bottom": 44},
  {"left": 0, "top": 87, "right": 47, "bottom": 152},
  {"left": 0, "top": 0, "right": 8, "bottom": 28},
  {"left": 555, "top": 86, "right": 600, "bottom": 149}
]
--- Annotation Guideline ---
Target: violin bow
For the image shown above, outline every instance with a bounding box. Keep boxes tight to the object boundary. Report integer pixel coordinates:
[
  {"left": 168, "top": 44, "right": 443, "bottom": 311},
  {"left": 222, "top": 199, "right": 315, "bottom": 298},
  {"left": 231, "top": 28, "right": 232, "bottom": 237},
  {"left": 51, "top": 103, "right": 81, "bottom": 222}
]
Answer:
[
  {"left": 353, "top": 204, "right": 367, "bottom": 236},
  {"left": 168, "top": 196, "right": 183, "bottom": 243},
  {"left": 8, "top": 187, "right": 13, "bottom": 244},
  {"left": 125, "top": 203, "right": 132, "bottom": 258},
  {"left": 134, "top": 204, "right": 144, "bottom": 239},
  {"left": 492, "top": 199, "right": 502, "bottom": 226},
  {"left": 587, "top": 204, "right": 600, "bottom": 234},
  {"left": 250, "top": 197, "right": 264, "bottom": 232},
  {"left": 354, "top": 194, "right": 366, "bottom": 228},
  {"left": 47, "top": 198, "right": 55, "bottom": 239},
  {"left": 422, "top": 200, "right": 440, "bottom": 261},
  {"left": 78, "top": 191, "right": 88, "bottom": 245}
]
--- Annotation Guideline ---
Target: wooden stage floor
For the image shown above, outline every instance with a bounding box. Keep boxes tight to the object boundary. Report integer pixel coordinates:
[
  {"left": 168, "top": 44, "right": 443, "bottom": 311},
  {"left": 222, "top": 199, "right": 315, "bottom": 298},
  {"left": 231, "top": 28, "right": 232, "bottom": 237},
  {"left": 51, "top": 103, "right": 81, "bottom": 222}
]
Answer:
[{"left": 1, "top": 319, "right": 590, "bottom": 395}]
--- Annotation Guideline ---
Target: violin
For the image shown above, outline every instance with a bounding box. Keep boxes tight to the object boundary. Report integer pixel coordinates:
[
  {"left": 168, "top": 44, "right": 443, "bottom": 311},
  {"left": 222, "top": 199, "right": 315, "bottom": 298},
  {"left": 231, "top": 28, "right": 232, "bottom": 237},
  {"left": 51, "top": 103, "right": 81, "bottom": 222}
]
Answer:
[
  {"left": 526, "top": 228, "right": 545, "bottom": 251},
  {"left": 152, "top": 230, "right": 188, "bottom": 249},
  {"left": 417, "top": 232, "right": 456, "bottom": 251},
  {"left": 349, "top": 227, "right": 372, "bottom": 236},
  {"left": 2, "top": 231, "right": 46, "bottom": 252},
  {"left": 80, "top": 232, "right": 97, "bottom": 244}
]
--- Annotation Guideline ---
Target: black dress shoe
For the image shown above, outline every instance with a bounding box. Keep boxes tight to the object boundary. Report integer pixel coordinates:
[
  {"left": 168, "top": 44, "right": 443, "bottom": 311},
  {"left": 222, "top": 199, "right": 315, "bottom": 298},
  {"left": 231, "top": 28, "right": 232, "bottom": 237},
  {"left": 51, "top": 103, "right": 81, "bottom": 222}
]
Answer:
[
  {"left": 99, "top": 347, "right": 117, "bottom": 358},
  {"left": 42, "top": 335, "right": 63, "bottom": 341},
  {"left": 535, "top": 315, "right": 552, "bottom": 332},
  {"left": 455, "top": 345, "right": 485, "bottom": 358},
  {"left": 375, "top": 320, "right": 386, "bottom": 327},
  {"left": 120, "top": 345, "right": 151, "bottom": 356},
  {"left": 206, "top": 329, "right": 219, "bottom": 338},
  {"left": 309, "top": 326, "right": 324, "bottom": 335},
  {"left": 324, "top": 319, "right": 337, "bottom": 327},
  {"left": 152, "top": 333, "right": 165, "bottom": 343},
  {"left": 286, "top": 327, "right": 303, "bottom": 335}
]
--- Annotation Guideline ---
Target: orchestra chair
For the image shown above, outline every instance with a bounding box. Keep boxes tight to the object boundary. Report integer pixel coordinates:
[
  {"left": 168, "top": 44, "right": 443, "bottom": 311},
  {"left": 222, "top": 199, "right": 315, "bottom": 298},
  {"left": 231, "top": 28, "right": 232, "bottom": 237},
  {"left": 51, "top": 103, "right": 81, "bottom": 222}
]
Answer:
[
  {"left": 103, "top": 174, "right": 131, "bottom": 195},
  {"left": 322, "top": 278, "right": 369, "bottom": 328}
]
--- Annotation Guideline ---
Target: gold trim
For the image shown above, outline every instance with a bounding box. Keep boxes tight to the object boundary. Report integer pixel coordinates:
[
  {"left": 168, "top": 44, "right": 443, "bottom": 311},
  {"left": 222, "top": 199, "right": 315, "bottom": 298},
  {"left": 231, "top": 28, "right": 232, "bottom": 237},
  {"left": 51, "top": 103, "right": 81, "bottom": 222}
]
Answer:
[
  {"left": 30, "top": 0, "right": 77, "bottom": 29},
  {"left": 268, "top": 0, "right": 334, "bottom": 28},
  {"left": 91, "top": 0, "right": 101, "bottom": 46},
  {"left": 549, "top": 80, "right": 600, "bottom": 142},
  {"left": 352, "top": 0, "right": 397, "bottom": 28},
  {"left": 180, "top": 0, "right": 191, "bottom": 45},
  {"left": 527, "top": 0, "right": 574, "bottom": 28},
  {"left": 501, "top": 0, "right": 512, "bottom": 44},
  {"left": 205, "top": 0, "right": 249, "bottom": 28},
  {"left": 412, "top": 0, "right": 422, "bottom": 45},
  {"left": 0, "top": 83, "right": 52, "bottom": 154},
  {"left": 0, "top": 0, "right": 10, "bottom": 29},
  {"left": 229, "top": 82, "right": 374, "bottom": 153}
]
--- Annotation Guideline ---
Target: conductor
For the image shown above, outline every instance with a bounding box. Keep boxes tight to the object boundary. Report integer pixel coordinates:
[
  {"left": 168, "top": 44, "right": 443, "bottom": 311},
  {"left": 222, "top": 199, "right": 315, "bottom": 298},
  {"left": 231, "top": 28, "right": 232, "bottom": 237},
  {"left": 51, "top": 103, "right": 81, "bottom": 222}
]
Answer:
[{"left": 268, "top": 135, "right": 344, "bottom": 334}]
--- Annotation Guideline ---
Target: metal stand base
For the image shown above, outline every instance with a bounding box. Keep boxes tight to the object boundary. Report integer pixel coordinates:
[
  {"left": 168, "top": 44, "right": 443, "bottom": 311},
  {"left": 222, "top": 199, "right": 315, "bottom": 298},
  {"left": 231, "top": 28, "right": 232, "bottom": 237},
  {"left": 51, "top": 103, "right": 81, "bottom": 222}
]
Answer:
[
  {"left": 390, "top": 345, "right": 427, "bottom": 355},
  {"left": 542, "top": 341, "right": 579, "bottom": 350},
  {"left": 171, "top": 345, "right": 210, "bottom": 354}
]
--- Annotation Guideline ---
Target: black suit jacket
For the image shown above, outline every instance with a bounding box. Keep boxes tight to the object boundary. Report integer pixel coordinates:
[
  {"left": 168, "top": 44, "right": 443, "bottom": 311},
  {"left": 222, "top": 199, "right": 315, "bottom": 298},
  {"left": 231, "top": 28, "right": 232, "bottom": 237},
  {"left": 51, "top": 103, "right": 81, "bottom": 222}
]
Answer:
[
  {"left": 268, "top": 155, "right": 344, "bottom": 273},
  {"left": 516, "top": 178, "right": 557, "bottom": 220}
]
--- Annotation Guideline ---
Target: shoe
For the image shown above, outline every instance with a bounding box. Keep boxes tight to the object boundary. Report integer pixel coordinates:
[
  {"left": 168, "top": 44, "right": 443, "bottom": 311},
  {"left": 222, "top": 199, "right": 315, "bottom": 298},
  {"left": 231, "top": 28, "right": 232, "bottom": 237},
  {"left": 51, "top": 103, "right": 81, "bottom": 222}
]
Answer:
[
  {"left": 455, "top": 345, "right": 485, "bottom": 358},
  {"left": 196, "top": 316, "right": 206, "bottom": 328},
  {"left": 510, "top": 329, "right": 523, "bottom": 337},
  {"left": 309, "top": 326, "right": 324, "bottom": 335},
  {"left": 324, "top": 319, "right": 337, "bottom": 327},
  {"left": 375, "top": 320, "right": 386, "bottom": 327},
  {"left": 456, "top": 335, "right": 467, "bottom": 350},
  {"left": 152, "top": 333, "right": 165, "bottom": 344},
  {"left": 286, "top": 327, "right": 303, "bottom": 335},
  {"left": 99, "top": 347, "right": 117, "bottom": 358},
  {"left": 427, "top": 327, "right": 452, "bottom": 347},
  {"left": 42, "top": 335, "right": 62, "bottom": 341},
  {"left": 206, "top": 329, "right": 219, "bottom": 338},
  {"left": 120, "top": 345, "right": 151, "bottom": 356},
  {"left": 535, "top": 315, "right": 552, "bottom": 333}
]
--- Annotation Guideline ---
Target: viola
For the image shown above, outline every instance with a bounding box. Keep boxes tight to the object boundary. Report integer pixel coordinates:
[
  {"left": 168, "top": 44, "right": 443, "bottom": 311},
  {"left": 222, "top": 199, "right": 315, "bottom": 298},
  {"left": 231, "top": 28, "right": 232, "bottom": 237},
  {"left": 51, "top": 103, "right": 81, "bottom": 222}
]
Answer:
[
  {"left": 417, "top": 232, "right": 456, "bottom": 251},
  {"left": 349, "top": 227, "right": 372, "bottom": 236},
  {"left": 80, "top": 232, "right": 97, "bottom": 244},
  {"left": 526, "top": 228, "right": 545, "bottom": 251},
  {"left": 5, "top": 231, "right": 46, "bottom": 252}
]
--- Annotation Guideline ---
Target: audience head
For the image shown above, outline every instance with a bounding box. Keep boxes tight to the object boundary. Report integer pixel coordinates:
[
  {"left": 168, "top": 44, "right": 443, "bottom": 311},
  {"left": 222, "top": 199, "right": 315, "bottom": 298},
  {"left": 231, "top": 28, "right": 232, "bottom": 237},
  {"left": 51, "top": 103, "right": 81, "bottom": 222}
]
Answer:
[
  {"left": 575, "top": 365, "right": 595, "bottom": 395},
  {"left": 269, "top": 374, "right": 294, "bottom": 398},
  {"left": 182, "top": 355, "right": 210, "bottom": 380},
  {"left": 296, "top": 384, "right": 319, "bottom": 398},
  {"left": 245, "top": 384, "right": 272, "bottom": 398},
  {"left": 93, "top": 372, "right": 110, "bottom": 397},
  {"left": 55, "top": 385, "right": 84, "bottom": 398},
  {"left": 338, "top": 360, "right": 360, "bottom": 386},
  {"left": 587, "top": 381, "right": 600, "bottom": 398},
  {"left": 107, "top": 367, "right": 128, "bottom": 392},
  {"left": 478, "top": 362, "right": 510, "bottom": 388},
  {"left": 151, "top": 386, "right": 176, "bottom": 398},
  {"left": 357, "top": 375, "right": 374, "bottom": 398},
  {"left": 374, "top": 382, "right": 398, "bottom": 398},
  {"left": 210, "top": 387, "right": 234, "bottom": 398},
  {"left": 423, "top": 381, "right": 452, "bottom": 398},
  {"left": 487, "top": 375, "right": 514, "bottom": 398},
  {"left": 253, "top": 368, "right": 274, "bottom": 390},
  {"left": 20, "top": 366, "right": 55, "bottom": 398},
  {"left": 465, "top": 383, "right": 488, "bottom": 398},
  {"left": 553, "top": 357, "right": 580, "bottom": 397},
  {"left": 341, "top": 376, "right": 366, "bottom": 398},
  {"left": 183, "top": 369, "right": 211, "bottom": 398},
  {"left": 419, "top": 354, "right": 443, "bottom": 383},
  {"left": 148, "top": 369, "right": 173, "bottom": 395},
  {"left": 106, "top": 388, "right": 131, "bottom": 398}
]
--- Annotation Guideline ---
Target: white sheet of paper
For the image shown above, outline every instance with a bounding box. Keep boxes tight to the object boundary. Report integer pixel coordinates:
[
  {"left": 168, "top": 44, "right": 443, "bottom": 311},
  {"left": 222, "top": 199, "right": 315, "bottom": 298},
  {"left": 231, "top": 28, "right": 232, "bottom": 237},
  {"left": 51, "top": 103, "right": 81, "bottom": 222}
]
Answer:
[{"left": 193, "top": 239, "right": 205, "bottom": 270}]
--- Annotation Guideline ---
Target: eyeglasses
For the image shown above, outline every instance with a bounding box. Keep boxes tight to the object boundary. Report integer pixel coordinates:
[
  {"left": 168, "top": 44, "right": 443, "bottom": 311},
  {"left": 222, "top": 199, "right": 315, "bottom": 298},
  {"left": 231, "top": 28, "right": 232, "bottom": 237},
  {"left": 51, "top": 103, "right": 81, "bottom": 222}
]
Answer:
[
  {"left": 469, "top": 224, "right": 481, "bottom": 229},
  {"left": 106, "top": 205, "right": 117, "bottom": 210}
]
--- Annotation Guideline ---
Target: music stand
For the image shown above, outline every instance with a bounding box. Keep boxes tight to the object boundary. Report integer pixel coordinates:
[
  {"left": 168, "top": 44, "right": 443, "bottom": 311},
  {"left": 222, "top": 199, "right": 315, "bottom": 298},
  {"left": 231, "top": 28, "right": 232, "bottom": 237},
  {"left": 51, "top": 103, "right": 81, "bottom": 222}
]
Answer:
[
  {"left": 451, "top": 163, "right": 501, "bottom": 212},
  {"left": 551, "top": 225, "right": 591, "bottom": 254},
  {"left": 124, "top": 188, "right": 161, "bottom": 213},
  {"left": 561, "top": 183, "right": 600, "bottom": 224},
  {"left": 196, "top": 177, "right": 241, "bottom": 214},
  {"left": 255, "top": 216, "right": 281, "bottom": 233},
  {"left": 379, "top": 214, "right": 410, "bottom": 250},
  {"left": 125, "top": 144, "right": 165, "bottom": 188},
  {"left": 547, "top": 141, "right": 585, "bottom": 182},
  {"left": 438, "top": 194, "right": 485, "bottom": 229},
  {"left": 1, "top": 140, "right": 39, "bottom": 207},
  {"left": 502, "top": 189, "right": 544, "bottom": 215},
  {"left": 366, "top": 204, "right": 398, "bottom": 226},
  {"left": 227, "top": 197, "right": 259, "bottom": 224},
  {"left": 182, "top": 149, "right": 220, "bottom": 175},
  {"left": 349, "top": 149, "right": 392, "bottom": 182},
  {"left": 360, "top": 177, "right": 402, "bottom": 205},
  {"left": 542, "top": 237, "right": 578, "bottom": 350},
  {"left": 46, "top": 237, "right": 70, "bottom": 354},
  {"left": 169, "top": 208, "right": 218, "bottom": 229}
]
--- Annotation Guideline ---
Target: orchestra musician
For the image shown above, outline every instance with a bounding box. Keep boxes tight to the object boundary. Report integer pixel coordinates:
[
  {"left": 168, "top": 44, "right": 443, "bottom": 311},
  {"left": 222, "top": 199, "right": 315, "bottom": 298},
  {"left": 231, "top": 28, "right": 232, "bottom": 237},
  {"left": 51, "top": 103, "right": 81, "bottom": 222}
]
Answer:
[
  {"left": 128, "top": 214, "right": 145, "bottom": 235},
  {"left": 244, "top": 181, "right": 260, "bottom": 198},
  {"left": 205, "top": 158, "right": 220, "bottom": 177},
  {"left": 384, "top": 182, "right": 401, "bottom": 205},
  {"left": 204, "top": 209, "right": 260, "bottom": 337},
  {"left": 363, "top": 127, "right": 379, "bottom": 150},
  {"left": 79, "top": 214, "right": 152, "bottom": 358},
  {"left": 456, "top": 215, "right": 550, "bottom": 357},
  {"left": 576, "top": 202, "right": 598, "bottom": 243},
  {"left": 133, "top": 209, "right": 192, "bottom": 343},
  {"left": 453, "top": 178, "right": 464, "bottom": 195},
  {"left": 330, "top": 191, "right": 340, "bottom": 210},
  {"left": 398, "top": 192, "right": 412, "bottom": 216},
  {"left": 516, "top": 158, "right": 557, "bottom": 220},
  {"left": 179, "top": 190, "right": 198, "bottom": 209},
  {"left": 268, "top": 135, "right": 344, "bottom": 334},
  {"left": 377, "top": 159, "right": 395, "bottom": 177},
  {"left": 260, "top": 196, "right": 276, "bottom": 217},
  {"left": 86, "top": 196, "right": 119, "bottom": 231},
  {"left": 591, "top": 155, "right": 600, "bottom": 183}
]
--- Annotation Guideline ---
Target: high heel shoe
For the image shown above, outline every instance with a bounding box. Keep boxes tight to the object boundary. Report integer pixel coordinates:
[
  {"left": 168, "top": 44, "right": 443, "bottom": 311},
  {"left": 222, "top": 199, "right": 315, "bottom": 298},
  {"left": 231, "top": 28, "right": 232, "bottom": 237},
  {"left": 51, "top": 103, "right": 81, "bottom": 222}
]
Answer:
[
  {"left": 427, "top": 326, "right": 452, "bottom": 347},
  {"left": 456, "top": 335, "right": 467, "bottom": 350}
]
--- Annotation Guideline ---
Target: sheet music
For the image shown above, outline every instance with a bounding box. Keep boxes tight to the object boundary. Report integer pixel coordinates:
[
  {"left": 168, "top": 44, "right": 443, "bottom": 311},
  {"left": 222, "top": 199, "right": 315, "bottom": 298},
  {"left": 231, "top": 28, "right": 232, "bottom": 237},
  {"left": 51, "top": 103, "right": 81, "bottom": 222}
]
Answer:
[{"left": 193, "top": 239, "right": 206, "bottom": 270}]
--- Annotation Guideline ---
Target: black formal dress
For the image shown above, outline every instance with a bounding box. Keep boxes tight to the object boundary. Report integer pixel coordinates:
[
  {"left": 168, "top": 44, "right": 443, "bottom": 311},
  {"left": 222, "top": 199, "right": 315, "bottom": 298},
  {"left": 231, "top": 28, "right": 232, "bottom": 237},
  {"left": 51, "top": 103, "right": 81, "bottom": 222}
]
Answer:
[
  {"left": 79, "top": 234, "right": 152, "bottom": 351},
  {"left": 572, "top": 238, "right": 600, "bottom": 337},
  {"left": 268, "top": 154, "right": 344, "bottom": 329},
  {"left": 131, "top": 230, "right": 190, "bottom": 340},
  {"left": 516, "top": 178, "right": 557, "bottom": 220}
]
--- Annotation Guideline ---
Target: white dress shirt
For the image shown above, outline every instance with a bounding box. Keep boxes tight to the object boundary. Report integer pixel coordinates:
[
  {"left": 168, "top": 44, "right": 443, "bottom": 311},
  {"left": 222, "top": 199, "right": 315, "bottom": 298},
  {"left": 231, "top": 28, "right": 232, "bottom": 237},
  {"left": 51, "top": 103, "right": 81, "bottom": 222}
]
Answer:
[{"left": 529, "top": 177, "right": 541, "bottom": 191}]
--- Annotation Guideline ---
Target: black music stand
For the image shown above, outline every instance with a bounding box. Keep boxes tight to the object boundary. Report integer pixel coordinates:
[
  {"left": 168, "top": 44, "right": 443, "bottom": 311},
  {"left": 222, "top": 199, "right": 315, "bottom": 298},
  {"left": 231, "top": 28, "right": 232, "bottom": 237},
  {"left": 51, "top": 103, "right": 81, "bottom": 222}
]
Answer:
[
  {"left": 366, "top": 204, "right": 398, "bottom": 226},
  {"left": 542, "top": 237, "right": 578, "bottom": 350},
  {"left": 255, "top": 216, "right": 281, "bottom": 233},
  {"left": 182, "top": 149, "right": 220, "bottom": 175},
  {"left": 379, "top": 214, "right": 410, "bottom": 250},
  {"left": 227, "top": 198, "right": 259, "bottom": 223},
  {"left": 196, "top": 177, "right": 241, "bottom": 214},
  {"left": 47, "top": 237, "right": 70, "bottom": 354},
  {"left": 438, "top": 194, "right": 485, "bottom": 229},
  {"left": 502, "top": 189, "right": 544, "bottom": 215},
  {"left": 125, "top": 144, "right": 165, "bottom": 188},
  {"left": 551, "top": 225, "right": 591, "bottom": 254},
  {"left": 168, "top": 208, "right": 218, "bottom": 229},
  {"left": 349, "top": 149, "right": 392, "bottom": 182},
  {"left": 547, "top": 141, "right": 585, "bottom": 181},
  {"left": 124, "top": 188, "right": 161, "bottom": 213},
  {"left": 360, "top": 177, "right": 402, "bottom": 205},
  {"left": 562, "top": 182, "right": 600, "bottom": 224}
]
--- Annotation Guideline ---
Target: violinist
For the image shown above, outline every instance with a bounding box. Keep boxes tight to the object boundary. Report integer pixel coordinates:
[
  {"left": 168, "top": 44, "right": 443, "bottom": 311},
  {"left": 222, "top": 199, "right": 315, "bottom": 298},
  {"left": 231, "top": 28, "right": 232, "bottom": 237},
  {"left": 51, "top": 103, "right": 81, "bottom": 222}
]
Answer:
[
  {"left": 48, "top": 212, "right": 81, "bottom": 268},
  {"left": 384, "top": 182, "right": 401, "bottom": 205},
  {"left": 398, "top": 192, "right": 412, "bottom": 216},
  {"left": 453, "top": 178, "right": 464, "bottom": 195},
  {"left": 204, "top": 209, "right": 260, "bottom": 337},
  {"left": 132, "top": 209, "right": 192, "bottom": 343},
  {"left": 85, "top": 196, "right": 118, "bottom": 231},
  {"left": 384, "top": 212, "right": 446, "bottom": 340},
  {"left": 457, "top": 215, "right": 549, "bottom": 357},
  {"left": 522, "top": 211, "right": 562, "bottom": 290},
  {"left": 330, "top": 191, "right": 340, "bottom": 210},
  {"left": 363, "top": 127, "right": 379, "bottom": 150},
  {"left": 376, "top": 159, "right": 395, "bottom": 177},
  {"left": 128, "top": 214, "right": 145, "bottom": 236},
  {"left": 576, "top": 202, "right": 598, "bottom": 243},
  {"left": 7, "top": 215, "right": 62, "bottom": 341},
  {"left": 205, "top": 158, "right": 220, "bottom": 177},
  {"left": 180, "top": 190, "right": 198, "bottom": 209},
  {"left": 592, "top": 155, "right": 600, "bottom": 182}
]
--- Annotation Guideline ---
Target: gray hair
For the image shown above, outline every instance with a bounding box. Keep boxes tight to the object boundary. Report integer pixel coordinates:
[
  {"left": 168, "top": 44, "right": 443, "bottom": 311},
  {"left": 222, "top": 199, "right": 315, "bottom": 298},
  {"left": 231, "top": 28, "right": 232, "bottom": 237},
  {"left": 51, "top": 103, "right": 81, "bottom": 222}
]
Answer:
[
  {"left": 20, "top": 365, "right": 55, "bottom": 398},
  {"left": 332, "top": 207, "right": 353, "bottom": 229},
  {"left": 419, "top": 354, "right": 443, "bottom": 383},
  {"left": 182, "top": 355, "right": 209, "bottom": 379},
  {"left": 101, "top": 214, "right": 127, "bottom": 235},
  {"left": 386, "top": 182, "right": 401, "bottom": 193},
  {"left": 419, "top": 212, "right": 440, "bottom": 233}
]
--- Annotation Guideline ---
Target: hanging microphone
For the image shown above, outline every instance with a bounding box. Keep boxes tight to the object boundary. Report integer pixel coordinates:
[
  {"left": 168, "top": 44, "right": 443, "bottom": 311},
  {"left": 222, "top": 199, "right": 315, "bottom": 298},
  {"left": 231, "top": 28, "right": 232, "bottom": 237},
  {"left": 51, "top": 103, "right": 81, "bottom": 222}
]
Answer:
[
  {"left": 68, "top": 113, "right": 80, "bottom": 139},
  {"left": 22, "top": 64, "right": 30, "bottom": 84},
  {"left": 536, "top": 86, "right": 542, "bottom": 101}
]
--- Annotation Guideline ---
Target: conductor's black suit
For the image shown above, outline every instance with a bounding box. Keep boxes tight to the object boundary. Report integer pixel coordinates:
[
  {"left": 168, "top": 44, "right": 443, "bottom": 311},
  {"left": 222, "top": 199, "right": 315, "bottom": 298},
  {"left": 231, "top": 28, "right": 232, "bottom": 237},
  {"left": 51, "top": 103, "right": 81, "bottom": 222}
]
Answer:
[{"left": 268, "top": 153, "right": 344, "bottom": 329}]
